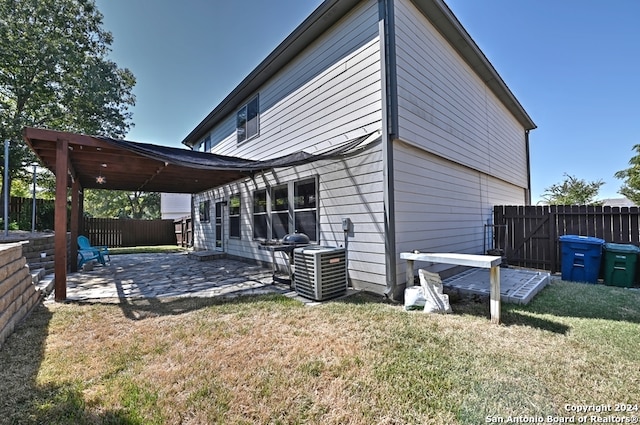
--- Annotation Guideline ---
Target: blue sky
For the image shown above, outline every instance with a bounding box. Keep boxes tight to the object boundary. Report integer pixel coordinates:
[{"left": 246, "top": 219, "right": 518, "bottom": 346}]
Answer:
[{"left": 94, "top": 0, "right": 640, "bottom": 203}]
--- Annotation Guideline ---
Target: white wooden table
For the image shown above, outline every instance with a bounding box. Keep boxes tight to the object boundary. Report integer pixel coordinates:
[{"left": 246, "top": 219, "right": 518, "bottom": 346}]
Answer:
[{"left": 400, "top": 252, "right": 502, "bottom": 324}]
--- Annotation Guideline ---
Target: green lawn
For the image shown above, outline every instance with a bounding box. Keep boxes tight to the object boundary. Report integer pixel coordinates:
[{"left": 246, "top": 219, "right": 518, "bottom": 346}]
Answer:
[
  {"left": 1, "top": 280, "right": 639, "bottom": 424},
  {"left": 108, "top": 245, "right": 188, "bottom": 255}
]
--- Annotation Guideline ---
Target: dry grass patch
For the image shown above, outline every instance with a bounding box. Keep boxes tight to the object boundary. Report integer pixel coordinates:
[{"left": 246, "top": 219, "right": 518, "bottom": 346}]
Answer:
[{"left": 1, "top": 282, "right": 640, "bottom": 424}]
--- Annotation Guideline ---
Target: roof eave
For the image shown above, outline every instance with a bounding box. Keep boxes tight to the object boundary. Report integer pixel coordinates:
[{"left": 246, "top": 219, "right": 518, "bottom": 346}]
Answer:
[{"left": 183, "top": 0, "right": 536, "bottom": 149}]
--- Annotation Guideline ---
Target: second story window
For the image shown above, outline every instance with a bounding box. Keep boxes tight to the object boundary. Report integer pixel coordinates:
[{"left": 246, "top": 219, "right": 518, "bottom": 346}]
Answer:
[
  {"left": 237, "top": 95, "right": 259, "bottom": 143},
  {"left": 203, "top": 136, "right": 212, "bottom": 152}
]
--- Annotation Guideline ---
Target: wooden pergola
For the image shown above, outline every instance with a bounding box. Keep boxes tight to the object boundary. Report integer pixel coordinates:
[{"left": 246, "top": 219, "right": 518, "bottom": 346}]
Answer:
[
  {"left": 23, "top": 127, "right": 375, "bottom": 301},
  {"left": 23, "top": 127, "right": 251, "bottom": 301}
]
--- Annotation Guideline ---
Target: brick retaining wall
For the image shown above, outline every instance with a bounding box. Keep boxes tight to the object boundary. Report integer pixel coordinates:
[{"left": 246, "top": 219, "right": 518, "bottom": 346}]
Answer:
[
  {"left": 0, "top": 243, "right": 41, "bottom": 347},
  {"left": 19, "top": 234, "right": 56, "bottom": 274}
]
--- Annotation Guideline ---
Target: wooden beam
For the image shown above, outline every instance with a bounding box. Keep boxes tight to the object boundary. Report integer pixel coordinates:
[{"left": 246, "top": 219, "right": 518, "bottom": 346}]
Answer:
[
  {"left": 24, "top": 127, "right": 108, "bottom": 149},
  {"left": 137, "top": 163, "right": 167, "bottom": 192},
  {"left": 54, "top": 139, "right": 68, "bottom": 301}
]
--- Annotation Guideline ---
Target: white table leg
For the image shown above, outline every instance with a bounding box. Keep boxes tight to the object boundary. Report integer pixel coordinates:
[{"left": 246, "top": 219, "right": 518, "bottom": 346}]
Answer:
[
  {"left": 406, "top": 259, "right": 415, "bottom": 288},
  {"left": 490, "top": 265, "right": 500, "bottom": 324}
]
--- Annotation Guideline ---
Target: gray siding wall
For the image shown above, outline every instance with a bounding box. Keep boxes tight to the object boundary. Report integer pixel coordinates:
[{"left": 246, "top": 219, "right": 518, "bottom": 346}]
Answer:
[
  {"left": 193, "top": 0, "right": 388, "bottom": 292},
  {"left": 394, "top": 0, "right": 528, "bottom": 188},
  {"left": 392, "top": 0, "right": 529, "bottom": 281},
  {"left": 193, "top": 143, "right": 386, "bottom": 292},
  {"left": 393, "top": 140, "right": 524, "bottom": 259},
  {"left": 160, "top": 193, "right": 191, "bottom": 220},
  {"left": 197, "top": 0, "right": 382, "bottom": 159}
]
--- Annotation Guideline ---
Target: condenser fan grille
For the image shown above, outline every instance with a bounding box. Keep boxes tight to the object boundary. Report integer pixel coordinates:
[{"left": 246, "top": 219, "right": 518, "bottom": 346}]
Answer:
[{"left": 293, "top": 246, "right": 347, "bottom": 301}]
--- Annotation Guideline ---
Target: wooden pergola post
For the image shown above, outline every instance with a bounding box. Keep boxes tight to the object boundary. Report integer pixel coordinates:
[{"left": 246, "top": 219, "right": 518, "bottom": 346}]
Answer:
[{"left": 54, "top": 139, "right": 68, "bottom": 301}]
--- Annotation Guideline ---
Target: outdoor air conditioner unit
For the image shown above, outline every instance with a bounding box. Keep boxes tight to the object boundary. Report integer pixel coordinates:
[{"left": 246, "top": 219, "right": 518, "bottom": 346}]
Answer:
[{"left": 293, "top": 246, "right": 347, "bottom": 301}]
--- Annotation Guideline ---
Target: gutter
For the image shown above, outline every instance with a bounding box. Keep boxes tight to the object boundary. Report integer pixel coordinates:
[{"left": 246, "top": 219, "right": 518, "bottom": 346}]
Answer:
[{"left": 379, "top": 0, "right": 400, "bottom": 300}]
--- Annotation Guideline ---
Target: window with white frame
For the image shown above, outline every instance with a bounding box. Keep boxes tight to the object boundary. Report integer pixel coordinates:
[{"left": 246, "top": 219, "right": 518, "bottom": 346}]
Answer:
[
  {"left": 199, "top": 200, "right": 210, "bottom": 222},
  {"left": 237, "top": 95, "right": 259, "bottom": 143},
  {"left": 294, "top": 179, "right": 317, "bottom": 240},
  {"left": 253, "top": 189, "right": 268, "bottom": 240},
  {"left": 229, "top": 194, "right": 241, "bottom": 239},
  {"left": 203, "top": 136, "right": 212, "bottom": 152},
  {"left": 251, "top": 178, "right": 317, "bottom": 242},
  {"left": 271, "top": 185, "right": 289, "bottom": 240},
  {"left": 214, "top": 201, "right": 223, "bottom": 248}
]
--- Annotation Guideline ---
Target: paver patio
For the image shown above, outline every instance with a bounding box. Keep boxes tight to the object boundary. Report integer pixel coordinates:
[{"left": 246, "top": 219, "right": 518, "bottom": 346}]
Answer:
[{"left": 46, "top": 252, "right": 295, "bottom": 302}]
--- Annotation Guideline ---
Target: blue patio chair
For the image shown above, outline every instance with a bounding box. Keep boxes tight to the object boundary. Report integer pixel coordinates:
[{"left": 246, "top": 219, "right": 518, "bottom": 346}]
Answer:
[{"left": 78, "top": 235, "right": 110, "bottom": 268}]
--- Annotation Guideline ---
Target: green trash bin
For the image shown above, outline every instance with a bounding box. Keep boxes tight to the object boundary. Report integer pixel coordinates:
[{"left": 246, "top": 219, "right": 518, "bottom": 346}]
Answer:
[{"left": 603, "top": 243, "right": 640, "bottom": 287}]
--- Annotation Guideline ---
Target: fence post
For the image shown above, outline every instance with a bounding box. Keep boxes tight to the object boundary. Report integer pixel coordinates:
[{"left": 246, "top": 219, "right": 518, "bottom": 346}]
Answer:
[{"left": 549, "top": 206, "right": 557, "bottom": 273}]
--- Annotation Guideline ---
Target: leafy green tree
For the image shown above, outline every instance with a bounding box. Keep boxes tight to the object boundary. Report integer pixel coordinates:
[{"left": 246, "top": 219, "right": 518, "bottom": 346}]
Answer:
[
  {"left": 84, "top": 189, "right": 160, "bottom": 219},
  {"left": 9, "top": 177, "right": 31, "bottom": 198},
  {"left": 541, "top": 173, "right": 604, "bottom": 205},
  {"left": 0, "top": 0, "right": 136, "bottom": 214},
  {"left": 614, "top": 144, "right": 640, "bottom": 205}
]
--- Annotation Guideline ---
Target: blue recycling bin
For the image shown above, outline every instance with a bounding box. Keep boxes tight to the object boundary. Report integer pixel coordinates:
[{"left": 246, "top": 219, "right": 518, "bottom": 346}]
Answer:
[{"left": 559, "top": 235, "right": 605, "bottom": 283}]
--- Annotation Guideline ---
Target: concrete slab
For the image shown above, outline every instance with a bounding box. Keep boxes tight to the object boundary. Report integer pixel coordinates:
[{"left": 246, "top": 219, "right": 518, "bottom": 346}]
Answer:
[{"left": 442, "top": 267, "right": 550, "bottom": 305}]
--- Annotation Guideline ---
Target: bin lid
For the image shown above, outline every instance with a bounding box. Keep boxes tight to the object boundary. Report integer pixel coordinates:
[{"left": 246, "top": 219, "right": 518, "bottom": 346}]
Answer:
[
  {"left": 603, "top": 243, "right": 640, "bottom": 253},
  {"left": 559, "top": 235, "right": 605, "bottom": 245}
]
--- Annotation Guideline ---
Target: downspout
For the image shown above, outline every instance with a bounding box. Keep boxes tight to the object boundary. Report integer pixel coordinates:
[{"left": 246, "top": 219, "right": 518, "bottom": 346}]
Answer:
[
  {"left": 379, "top": 0, "right": 400, "bottom": 300},
  {"left": 525, "top": 129, "right": 531, "bottom": 205}
]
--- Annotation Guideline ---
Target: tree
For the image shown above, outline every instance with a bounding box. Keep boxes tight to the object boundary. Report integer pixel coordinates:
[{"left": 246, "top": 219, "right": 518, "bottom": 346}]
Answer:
[
  {"left": 541, "top": 173, "right": 604, "bottom": 205},
  {"left": 83, "top": 189, "right": 160, "bottom": 219},
  {"left": 0, "top": 0, "right": 136, "bottom": 214},
  {"left": 614, "top": 144, "right": 640, "bottom": 205}
]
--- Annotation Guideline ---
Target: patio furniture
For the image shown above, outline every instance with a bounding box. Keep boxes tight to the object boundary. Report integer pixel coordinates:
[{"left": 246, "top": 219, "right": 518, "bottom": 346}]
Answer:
[
  {"left": 400, "top": 252, "right": 502, "bottom": 324},
  {"left": 78, "top": 235, "right": 110, "bottom": 268}
]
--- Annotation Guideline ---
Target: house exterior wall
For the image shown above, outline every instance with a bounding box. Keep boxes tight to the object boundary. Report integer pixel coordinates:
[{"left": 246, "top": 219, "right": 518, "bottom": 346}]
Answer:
[
  {"left": 160, "top": 193, "right": 191, "bottom": 220},
  {"left": 194, "top": 1, "right": 382, "bottom": 158},
  {"left": 391, "top": 0, "right": 529, "bottom": 281},
  {"left": 189, "top": 0, "right": 533, "bottom": 296},
  {"left": 192, "top": 0, "right": 388, "bottom": 292},
  {"left": 393, "top": 141, "right": 525, "bottom": 280},
  {"left": 394, "top": 0, "right": 529, "bottom": 188},
  {"left": 193, "top": 143, "right": 386, "bottom": 291}
]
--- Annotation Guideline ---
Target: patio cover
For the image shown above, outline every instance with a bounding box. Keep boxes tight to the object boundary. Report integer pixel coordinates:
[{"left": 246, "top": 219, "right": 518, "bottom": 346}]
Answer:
[
  {"left": 23, "top": 127, "right": 379, "bottom": 194},
  {"left": 21, "top": 127, "right": 380, "bottom": 301}
]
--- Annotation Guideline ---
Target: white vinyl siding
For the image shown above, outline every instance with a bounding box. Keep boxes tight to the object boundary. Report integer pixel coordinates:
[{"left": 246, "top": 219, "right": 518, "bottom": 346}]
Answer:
[
  {"left": 207, "top": 0, "right": 382, "bottom": 161},
  {"left": 394, "top": 0, "right": 528, "bottom": 189},
  {"left": 393, "top": 141, "right": 526, "bottom": 281},
  {"left": 193, "top": 142, "right": 387, "bottom": 292},
  {"left": 191, "top": 0, "right": 533, "bottom": 295}
]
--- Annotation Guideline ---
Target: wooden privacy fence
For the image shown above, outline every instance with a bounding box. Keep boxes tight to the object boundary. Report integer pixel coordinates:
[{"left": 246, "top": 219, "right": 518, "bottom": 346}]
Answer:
[
  {"left": 9, "top": 196, "right": 53, "bottom": 217},
  {"left": 174, "top": 216, "right": 192, "bottom": 248},
  {"left": 82, "top": 218, "right": 177, "bottom": 247},
  {"left": 5, "top": 196, "right": 55, "bottom": 230},
  {"left": 493, "top": 205, "right": 640, "bottom": 273}
]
